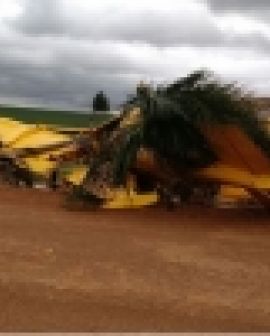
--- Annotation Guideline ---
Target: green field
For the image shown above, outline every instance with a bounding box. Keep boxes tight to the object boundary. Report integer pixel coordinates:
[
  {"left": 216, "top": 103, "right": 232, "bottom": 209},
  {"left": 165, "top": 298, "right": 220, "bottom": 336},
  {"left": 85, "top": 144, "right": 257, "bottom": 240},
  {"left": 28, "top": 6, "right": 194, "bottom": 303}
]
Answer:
[{"left": 0, "top": 105, "right": 113, "bottom": 128}]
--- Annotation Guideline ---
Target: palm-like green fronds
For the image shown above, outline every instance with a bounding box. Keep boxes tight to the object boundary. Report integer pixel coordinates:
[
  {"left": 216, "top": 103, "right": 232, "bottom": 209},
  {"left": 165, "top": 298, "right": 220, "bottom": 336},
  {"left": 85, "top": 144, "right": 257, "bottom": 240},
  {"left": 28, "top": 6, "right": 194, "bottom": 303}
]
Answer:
[
  {"left": 164, "top": 71, "right": 270, "bottom": 154},
  {"left": 113, "top": 70, "right": 270, "bottom": 184}
]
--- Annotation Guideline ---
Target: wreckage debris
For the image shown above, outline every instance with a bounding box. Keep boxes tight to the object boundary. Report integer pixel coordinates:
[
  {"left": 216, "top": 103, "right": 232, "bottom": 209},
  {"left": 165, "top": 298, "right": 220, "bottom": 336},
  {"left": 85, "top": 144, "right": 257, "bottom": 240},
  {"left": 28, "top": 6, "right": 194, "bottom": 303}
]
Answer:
[{"left": 1, "top": 71, "right": 270, "bottom": 210}]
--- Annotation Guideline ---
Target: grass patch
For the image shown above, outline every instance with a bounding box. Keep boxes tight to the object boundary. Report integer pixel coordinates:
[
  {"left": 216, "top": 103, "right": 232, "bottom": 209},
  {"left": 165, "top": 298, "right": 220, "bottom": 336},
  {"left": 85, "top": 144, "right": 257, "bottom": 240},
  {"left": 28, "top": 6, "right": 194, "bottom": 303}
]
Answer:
[{"left": 0, "top": 105, "right": 113, "bottom": 128}]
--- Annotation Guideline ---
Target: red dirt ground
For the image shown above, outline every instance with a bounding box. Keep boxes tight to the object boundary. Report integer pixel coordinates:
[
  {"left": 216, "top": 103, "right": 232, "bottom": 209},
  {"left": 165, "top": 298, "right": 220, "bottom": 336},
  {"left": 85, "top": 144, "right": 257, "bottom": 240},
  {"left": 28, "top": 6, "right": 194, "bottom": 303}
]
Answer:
[{"left": 0, "top": 184, "right": 270, "bottom": 332}]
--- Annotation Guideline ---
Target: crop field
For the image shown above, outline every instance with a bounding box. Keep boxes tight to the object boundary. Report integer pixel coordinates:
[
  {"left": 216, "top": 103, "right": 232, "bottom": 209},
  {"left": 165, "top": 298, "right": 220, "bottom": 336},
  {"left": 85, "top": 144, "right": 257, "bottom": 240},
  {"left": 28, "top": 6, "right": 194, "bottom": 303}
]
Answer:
[{"left": 0, "top": 105, "right": 113, "bottom": 128}]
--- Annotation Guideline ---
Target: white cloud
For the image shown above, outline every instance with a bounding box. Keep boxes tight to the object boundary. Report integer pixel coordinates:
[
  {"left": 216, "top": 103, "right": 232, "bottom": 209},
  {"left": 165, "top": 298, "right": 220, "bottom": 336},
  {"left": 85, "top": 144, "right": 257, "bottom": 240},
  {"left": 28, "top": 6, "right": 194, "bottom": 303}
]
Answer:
[{"left": 0, "top": 0, "right": 22, "bottom": 19}]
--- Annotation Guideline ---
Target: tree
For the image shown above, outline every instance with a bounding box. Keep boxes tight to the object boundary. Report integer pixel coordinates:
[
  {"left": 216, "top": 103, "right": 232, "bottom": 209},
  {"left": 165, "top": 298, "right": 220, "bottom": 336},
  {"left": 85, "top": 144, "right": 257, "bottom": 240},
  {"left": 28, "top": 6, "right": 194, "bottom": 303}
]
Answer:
[
  {"left": 92, "top": 91, "right": 110, "bottom": 112},
  {"left": 113, "top": 70, "right": 270, "bottom": 184}
]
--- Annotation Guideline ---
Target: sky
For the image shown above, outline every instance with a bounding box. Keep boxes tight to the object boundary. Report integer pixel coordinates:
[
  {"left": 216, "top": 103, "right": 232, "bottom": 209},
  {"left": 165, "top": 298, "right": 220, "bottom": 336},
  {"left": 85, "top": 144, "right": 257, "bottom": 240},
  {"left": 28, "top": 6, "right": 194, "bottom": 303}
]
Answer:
[{"left": 0, "top": 0, "right": 270, "bottom": 109}]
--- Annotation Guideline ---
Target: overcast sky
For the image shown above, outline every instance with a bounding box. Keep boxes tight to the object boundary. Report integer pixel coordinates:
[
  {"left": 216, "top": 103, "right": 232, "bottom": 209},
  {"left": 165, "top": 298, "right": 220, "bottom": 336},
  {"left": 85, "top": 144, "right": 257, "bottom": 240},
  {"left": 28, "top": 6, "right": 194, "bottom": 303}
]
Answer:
[{"left": 0, "top": 0, "right": 270, "bottom": 109}]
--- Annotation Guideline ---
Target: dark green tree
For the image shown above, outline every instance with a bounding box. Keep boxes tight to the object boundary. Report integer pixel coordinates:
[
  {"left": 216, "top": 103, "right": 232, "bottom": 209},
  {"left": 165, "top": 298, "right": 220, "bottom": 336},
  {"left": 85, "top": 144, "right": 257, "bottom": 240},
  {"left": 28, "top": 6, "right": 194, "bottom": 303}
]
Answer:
[
  {"left": 113, "top": 70, "right": 270, "bottom": 184},
  {"left": 92, "top": 91, "right": 110, "bottom": 112}
]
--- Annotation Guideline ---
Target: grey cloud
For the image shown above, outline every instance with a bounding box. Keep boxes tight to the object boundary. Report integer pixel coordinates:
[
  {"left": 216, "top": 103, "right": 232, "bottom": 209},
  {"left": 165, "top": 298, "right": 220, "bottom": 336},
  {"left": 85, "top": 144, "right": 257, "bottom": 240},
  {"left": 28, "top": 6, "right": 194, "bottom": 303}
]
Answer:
[
  {"left": 9, "top": 0, "right": 223, "bottom": 46},
  {"left": 0, "top": 33, "right": 151, "bottom": 107},
  {"left": 206, "top": 0, "right": 270, "bottom": 11},
  {"left": 8, "top": 0, "right": 270, "bottom": 52},
  {"left": 0, "top": 61, "right": 132, "bottom": 108},
  {"left": 206, "top": 0, "right": 270, "bottom": 22},
  {"left": 13, "top": 0, "right": 66, "bottom": 36},
  {"left": 1, "top": 0, "right": 270, "bottom": 109}
]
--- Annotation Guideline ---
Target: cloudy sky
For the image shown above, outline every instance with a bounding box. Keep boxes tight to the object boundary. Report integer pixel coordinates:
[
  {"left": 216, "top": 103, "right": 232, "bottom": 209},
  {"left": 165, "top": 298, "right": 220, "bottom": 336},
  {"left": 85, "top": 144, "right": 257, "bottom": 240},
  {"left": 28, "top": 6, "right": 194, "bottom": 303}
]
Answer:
[{"left": 0, "top": 0, "right": 270, "bottom": 109}]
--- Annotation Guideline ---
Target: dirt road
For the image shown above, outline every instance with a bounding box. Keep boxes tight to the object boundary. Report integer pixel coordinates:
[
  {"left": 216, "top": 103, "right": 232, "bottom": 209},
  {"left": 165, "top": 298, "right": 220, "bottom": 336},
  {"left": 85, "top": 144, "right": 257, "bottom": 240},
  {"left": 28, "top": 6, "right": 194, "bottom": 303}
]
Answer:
[{"left": 0, "top": 185, "right": 270, "bottom": 331}]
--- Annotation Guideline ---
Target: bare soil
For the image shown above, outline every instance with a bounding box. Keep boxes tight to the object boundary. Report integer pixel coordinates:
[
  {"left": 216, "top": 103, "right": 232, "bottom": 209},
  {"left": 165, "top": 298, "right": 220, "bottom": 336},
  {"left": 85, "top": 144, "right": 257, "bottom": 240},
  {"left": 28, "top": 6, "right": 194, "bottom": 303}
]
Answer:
[{"left": 0, "top": 184, "right": 270, "bottom": 332}]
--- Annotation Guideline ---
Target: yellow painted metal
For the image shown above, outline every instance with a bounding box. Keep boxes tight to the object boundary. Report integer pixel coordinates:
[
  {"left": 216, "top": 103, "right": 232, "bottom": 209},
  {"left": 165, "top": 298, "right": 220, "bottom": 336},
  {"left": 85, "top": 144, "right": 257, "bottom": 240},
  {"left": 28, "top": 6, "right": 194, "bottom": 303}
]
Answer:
[
  {"left": 12, "top": 128, "right": 70, "bottom": 150},
  {"left": 219, "top": 185, "right": 249, "bottom": 199},
  {"left": 39, "top": 144, "right": 77, "bottom": 162},
  {"left": 0, "top": 118, "right": 73, "bottom": 177},
  {"left": 216, "top": 185, "right": 251, "bottom": 205},
  {"left": 64, "top": 166, "right": 89, "bottom": 185},
  {"left": 0, "top": 118, "right": 35, "bottom": 146},
  {"left": 126, "top": 173, "right": 137, "bottom": 195},
  {"left": 2, "top": 116, "right": 270, "bottom": 208},
  {"left": 22, "top": 155, "right": 57, "bottom": 176},
  {"left": 197, "top": 164, "right": 270, "bottom": 190},
  {"left": 58, "top": 127, "right": 90, "bottom": 133},
  {"left": 20, "top": 144, "right": 79, "bottom": 176},
  {"left": 202, "top": 124, "right": 270, "bottom": 175},
  {"left": 103, "top": 187, "right": 158, "bottom": 209},
  {"left": 101, "top": 169, "right": 158, "bottom": 209},
  {"left": 0, "top": 117, "right": 71, "bottom": 151},
  {"left": 261, "top": 119, "right": 270, "bottom": 134}
]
